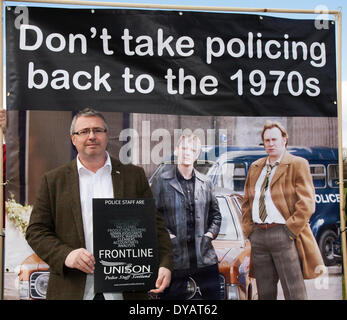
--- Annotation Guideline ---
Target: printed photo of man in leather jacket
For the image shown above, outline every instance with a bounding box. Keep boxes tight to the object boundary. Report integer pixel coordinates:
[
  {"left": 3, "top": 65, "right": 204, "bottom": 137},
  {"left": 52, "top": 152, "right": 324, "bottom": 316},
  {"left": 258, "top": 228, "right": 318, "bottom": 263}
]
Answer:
[{"left": 151, "top": 133, "right": 222, "bottom": 300}]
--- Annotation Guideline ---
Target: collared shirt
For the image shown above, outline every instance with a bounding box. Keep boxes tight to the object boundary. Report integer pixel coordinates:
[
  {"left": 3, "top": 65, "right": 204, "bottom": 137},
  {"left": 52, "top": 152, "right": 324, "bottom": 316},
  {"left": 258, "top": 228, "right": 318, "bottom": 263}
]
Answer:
[
  {"left": 176, "top": 166, "right": 197, "bottom": 269},
  {"left": 77, "top": 152, "right": 123, "bottom": 300},
  {"left": 252, "top": 151, "right": 286, "bottom": 224},
  {"left": 176, "top": 167, "right": 195, "bottom": 240}
]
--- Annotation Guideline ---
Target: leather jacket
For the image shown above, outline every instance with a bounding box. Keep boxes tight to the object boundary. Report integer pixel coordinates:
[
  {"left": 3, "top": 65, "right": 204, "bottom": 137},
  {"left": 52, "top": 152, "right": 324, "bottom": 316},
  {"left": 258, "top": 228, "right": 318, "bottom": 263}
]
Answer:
[{"left": 151, "top": 166, "right": 221, "bottom": 270}]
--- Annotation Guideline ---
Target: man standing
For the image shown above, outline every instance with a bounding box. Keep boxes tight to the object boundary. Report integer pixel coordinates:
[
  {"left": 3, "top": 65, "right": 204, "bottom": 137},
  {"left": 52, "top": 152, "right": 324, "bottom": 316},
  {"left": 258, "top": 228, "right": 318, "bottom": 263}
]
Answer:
[
  {"left": 26, "top": 108, "right": 172, "bottom": 300},
  {"left": 151, "top": 133, "right": 221, "bottom": 300},
  {"left": 242, "top": 121, "right": 324, "bottom": 300}
]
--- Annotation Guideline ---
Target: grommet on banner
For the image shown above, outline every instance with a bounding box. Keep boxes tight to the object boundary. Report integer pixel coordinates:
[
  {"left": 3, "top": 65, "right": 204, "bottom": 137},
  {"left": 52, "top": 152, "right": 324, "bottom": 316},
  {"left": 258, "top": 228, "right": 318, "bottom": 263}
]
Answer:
[
  {"left": 259, "top": 16, "right": 263, "bottom": 20},
  {"left": 2, "top": 179, "right": 10, "bottom": 186},
  {"left": 179, "top": 12, "right": 183, "bottom": 16},
  {"left": 91, "top": 9, "right": 95, "bottom": 14}
]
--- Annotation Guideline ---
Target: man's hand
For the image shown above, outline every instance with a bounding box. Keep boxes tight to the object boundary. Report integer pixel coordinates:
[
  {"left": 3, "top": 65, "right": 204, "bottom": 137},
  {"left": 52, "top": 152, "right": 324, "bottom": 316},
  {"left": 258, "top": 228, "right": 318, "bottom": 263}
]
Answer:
[
  {"left": 150, "top": 267, "right": 171, "bottom": 294},
  {"left": 65, "top": 248, "right": 95, "bottom": 274}
]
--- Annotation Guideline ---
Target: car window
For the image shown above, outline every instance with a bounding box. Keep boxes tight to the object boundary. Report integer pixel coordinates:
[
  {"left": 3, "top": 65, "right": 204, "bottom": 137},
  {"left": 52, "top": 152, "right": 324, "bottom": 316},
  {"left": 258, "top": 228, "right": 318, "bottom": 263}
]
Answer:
[
  {"left": 229, "top": 195, "right": 243, "bottom": 224},
  {"left": 216, "top": 196, "right": 239, "bottom": 241},
  {"left": 310, "top": 164, "right": 326, "bottom": 189},
  {"left": 148, "top": 163, "right": 172, "bottom": 185},
  {"left": 328, "top": 164, "right": 339, "bottom": 188},
  {"left": 149, "top": 161, "right": 218, "bottom": 185},
  {"left": 195, "top": 160, "right": 218, "bottom": 175},
  {"left": 216, "top": 162, "right": 246, "bottom": 192}
]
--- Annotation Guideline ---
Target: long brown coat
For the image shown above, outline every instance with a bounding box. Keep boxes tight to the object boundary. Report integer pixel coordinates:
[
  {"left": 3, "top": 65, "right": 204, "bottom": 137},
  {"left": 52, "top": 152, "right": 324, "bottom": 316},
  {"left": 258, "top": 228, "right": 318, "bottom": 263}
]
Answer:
[
  {"left": 241, "top": 151, "right": 324, "bottom": 279},
  {"left": 26, "top": 157, "right": 173, "bottom": 299}
]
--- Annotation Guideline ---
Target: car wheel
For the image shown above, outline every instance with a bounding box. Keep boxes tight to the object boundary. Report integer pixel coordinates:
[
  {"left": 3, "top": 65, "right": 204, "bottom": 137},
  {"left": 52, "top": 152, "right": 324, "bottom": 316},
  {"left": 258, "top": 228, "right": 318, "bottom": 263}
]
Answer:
[{"left": 318, "top": 229, "right": 337, "bottom": 266}]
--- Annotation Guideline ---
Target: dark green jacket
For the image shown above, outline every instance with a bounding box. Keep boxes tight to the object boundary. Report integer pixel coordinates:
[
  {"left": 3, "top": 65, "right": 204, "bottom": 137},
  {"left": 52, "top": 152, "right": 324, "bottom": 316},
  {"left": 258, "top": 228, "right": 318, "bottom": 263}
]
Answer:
[{"left": 26, "top": 157, "right": 173, "bottom": 300}]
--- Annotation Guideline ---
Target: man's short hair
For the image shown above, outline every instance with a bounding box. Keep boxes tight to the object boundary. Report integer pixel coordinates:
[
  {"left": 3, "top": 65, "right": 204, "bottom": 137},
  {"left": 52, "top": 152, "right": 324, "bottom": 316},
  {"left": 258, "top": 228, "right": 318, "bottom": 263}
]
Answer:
[
  {"left": 261, "top": 121, "right": 288, "bottom": 147},
  {"left": 175, "top": 133, "right": 202, "bottom": 160},
  {"left": 70, "top": 108, "right": 109, "bottom": 135}
]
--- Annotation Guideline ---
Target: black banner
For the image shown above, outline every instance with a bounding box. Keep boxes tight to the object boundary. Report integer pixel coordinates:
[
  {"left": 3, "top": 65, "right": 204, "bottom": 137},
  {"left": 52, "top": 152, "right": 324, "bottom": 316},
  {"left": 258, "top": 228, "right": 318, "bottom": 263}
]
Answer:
[
  {"left": 6, "top": 7, "right": 336, "bottom": 116},
  {"left": 93, "top": 198, "right": 159, "bottom": 293}
]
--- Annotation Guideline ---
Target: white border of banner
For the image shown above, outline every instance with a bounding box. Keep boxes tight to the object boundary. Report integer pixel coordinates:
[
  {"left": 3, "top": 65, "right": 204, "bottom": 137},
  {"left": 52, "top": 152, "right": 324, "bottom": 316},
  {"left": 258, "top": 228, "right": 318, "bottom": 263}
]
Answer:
[{"left": 0, "top": 0, "right": 344, "bottom": 300}]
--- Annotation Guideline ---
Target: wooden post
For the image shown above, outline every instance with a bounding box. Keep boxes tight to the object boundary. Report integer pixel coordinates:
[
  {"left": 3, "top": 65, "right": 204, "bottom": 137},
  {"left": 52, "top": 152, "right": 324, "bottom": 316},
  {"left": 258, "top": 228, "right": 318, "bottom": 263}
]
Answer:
[
  {"left": 336, "top": 11, "right": 346, "bottom": 299},
  {"left": 0, "top": 0, "right": 4, "bottom": 301}
]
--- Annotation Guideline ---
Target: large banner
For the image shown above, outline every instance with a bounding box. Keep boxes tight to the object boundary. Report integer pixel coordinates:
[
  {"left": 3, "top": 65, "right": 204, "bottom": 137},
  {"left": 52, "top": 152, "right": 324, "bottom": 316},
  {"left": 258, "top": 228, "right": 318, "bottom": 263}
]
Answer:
[
  {"left": 6, "top": 7, "right": 336, "bottom": 116},
  {"left": 4, "top": 6, "right": 340, "bottom": 301}
]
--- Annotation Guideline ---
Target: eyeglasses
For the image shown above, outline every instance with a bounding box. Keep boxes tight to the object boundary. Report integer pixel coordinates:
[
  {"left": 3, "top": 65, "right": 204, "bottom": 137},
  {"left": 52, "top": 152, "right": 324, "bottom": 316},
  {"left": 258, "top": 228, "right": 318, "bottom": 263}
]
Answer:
[{"left": 72, "top": 127, "right": 107, "bottom": 136}]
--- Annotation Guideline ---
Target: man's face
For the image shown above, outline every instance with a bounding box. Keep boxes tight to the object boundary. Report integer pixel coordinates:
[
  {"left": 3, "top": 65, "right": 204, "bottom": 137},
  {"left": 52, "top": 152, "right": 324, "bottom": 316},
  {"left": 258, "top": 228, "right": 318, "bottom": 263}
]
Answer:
[
  {"left": 70, "top": 116, "right": 108, "bottom": 160},
  {"left": 176, "top": 138, "right": 200, "bottom": 166},
  {"left": 263, "top": 127, "right": 286, "bottom": 160}
]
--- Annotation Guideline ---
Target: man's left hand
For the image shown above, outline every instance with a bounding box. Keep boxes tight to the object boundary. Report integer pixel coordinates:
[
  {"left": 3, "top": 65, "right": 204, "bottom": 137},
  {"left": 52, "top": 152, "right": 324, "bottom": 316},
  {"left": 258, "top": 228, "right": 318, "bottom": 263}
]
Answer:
[{"left": 150, "top": 267, "right": 171, "bottom": 294}]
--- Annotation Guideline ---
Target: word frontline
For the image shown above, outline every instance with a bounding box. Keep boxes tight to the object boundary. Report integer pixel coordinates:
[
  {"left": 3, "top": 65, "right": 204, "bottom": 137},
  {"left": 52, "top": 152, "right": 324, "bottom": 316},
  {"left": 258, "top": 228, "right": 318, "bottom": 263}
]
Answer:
[{"left": 99, "top": 248, "right": 154, "bottom": 259}]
